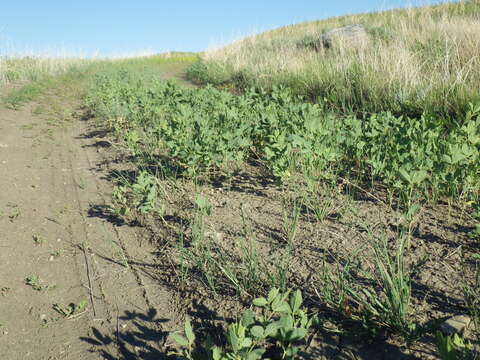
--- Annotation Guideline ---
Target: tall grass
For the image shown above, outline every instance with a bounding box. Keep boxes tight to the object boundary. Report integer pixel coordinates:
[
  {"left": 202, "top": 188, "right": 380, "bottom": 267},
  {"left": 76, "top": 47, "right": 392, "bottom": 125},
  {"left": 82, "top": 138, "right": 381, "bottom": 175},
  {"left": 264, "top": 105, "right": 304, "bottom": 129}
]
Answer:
[
  {"left": 0, "top": 56, "right": 91, "bottom": 88},
  {"left": 189, "top": 1, "right": 480, "bottom": 118}
]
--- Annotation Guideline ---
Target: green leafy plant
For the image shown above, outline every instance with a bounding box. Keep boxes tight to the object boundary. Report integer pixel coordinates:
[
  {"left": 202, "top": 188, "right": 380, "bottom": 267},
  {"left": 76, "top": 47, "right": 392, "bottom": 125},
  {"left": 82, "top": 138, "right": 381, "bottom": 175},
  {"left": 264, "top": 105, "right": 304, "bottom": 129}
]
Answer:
[
  {"left": 169, "top": 288, "right": 317, "bottom": 360},
  {"left": 111, "top": 184, "right": 131, "bottom": 217},
  {"left": 131, "top": 171, "right": 159, "bottom": 214},
  {"left": 86, "top": 71, "right": 480, "bottom": 206},
  {"left": 110, "top": 171, "right": 161, "bottom": 219},
  {"left": 169, "top": 317, "right": 197, "bottom": 359},
  {"left": 436, "top": 332, "right": 474, "bottom": 360}
]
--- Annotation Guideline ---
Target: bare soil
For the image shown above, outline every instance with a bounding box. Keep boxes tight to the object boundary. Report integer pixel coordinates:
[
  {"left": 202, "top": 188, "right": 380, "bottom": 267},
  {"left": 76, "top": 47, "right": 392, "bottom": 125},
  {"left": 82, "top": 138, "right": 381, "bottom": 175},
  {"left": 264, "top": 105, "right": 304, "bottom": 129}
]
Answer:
[{"left": 0, "top": 88, "right": 181, "bottom": 359}]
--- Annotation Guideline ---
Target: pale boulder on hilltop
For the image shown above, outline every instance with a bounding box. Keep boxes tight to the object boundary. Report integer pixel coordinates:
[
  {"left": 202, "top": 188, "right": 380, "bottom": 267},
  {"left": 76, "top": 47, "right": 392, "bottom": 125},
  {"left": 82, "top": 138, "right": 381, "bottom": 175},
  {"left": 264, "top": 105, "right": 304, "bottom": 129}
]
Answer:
[{"left": 320, "top": 24, "right": 369, "bottom": 49}]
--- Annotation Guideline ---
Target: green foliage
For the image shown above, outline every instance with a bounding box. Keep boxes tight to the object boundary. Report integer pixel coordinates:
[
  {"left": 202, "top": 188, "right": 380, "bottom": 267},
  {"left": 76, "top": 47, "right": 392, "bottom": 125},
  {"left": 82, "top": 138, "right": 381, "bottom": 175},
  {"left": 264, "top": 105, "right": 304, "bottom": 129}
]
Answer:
[
  {"left": 436, "top": 332, "right": 474, "bottom": 360},
  {"left": 317, "top": 235, "right": 417, "bottom": 338},
  {"left": 187, "top": 2, "right": 480, "bottom": 120},
  {"left": 131, "top": 171, "right": 159, "bottom": 214},
  {"left": 187, "top": 61, "right": 233, "bottom": 86},
  {"left": 169, "top": 288, "right": 317, "bottom": 360},
  {"left": 3, "top": 82, "right": 46, "bottom": 109},
  {"left": 195, "top": 194, "right": 212, "bottom": 216},
  {"left": 86, "top": 70, "right": 480, "bottom": 205},
  {"left": 110, "top": 171, "right": 161, "bottom": 219}
]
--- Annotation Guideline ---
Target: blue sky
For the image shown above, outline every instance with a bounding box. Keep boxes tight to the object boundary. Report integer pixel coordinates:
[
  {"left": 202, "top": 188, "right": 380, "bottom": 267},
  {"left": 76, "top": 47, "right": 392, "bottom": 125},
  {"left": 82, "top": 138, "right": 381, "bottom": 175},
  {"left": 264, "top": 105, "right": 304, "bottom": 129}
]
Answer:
[{"left": 0, "top": 1, "right": 445, "bottom": 57}]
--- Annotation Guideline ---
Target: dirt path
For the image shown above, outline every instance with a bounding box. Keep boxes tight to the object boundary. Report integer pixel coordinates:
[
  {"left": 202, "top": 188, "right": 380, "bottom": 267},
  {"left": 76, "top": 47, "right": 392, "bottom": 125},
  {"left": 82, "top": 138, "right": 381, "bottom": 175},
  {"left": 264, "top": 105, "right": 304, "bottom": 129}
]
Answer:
[{"left": 0, "top": 92, "right": 176, "bottom": 359}]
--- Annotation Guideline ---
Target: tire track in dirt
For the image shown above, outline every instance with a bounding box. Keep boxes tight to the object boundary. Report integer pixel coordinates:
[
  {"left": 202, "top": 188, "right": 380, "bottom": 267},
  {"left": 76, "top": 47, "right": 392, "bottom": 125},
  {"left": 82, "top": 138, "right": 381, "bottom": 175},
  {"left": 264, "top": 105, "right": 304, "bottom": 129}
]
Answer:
[{"left": 0, "top": 95, "right": 176, "bottom": 359}]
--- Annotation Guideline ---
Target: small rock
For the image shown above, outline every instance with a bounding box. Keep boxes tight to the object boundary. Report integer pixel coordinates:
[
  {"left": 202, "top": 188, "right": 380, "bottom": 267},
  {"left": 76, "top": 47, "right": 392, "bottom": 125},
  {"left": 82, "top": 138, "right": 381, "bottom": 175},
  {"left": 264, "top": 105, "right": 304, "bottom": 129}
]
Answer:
[
  {"left": 0, "top": 143, "right": 8, "bottom": 148},
  {"left": 441, "top": 315, "right": 472, "bottom": 335}
]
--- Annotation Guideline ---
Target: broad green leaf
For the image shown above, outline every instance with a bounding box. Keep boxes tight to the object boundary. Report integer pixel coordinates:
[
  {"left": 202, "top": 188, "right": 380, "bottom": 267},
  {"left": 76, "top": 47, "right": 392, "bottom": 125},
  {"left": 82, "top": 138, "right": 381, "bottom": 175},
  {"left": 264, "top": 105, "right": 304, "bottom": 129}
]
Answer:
[
  {"left": 241, "top": 310, "right": 255, "bottom": 327},
  {"left": 289, "top": 290, "right": 302, "bottom": 313},
  {"left": 228, "top": 325, "right": 240, "bottom": 352},
  {"left": 411, "top": 170, "right": 427, "bottom": 184},
  {"left": 247, "top": 348, "right": 266, "bottom": 360},
  {"left": 184, "top": 317, "right": 195, "bottom": 344},
  {"left": 241, "top": 337, "right": 252, "bottom": 348},
  {"left": 279, "top": 314, "right": 294, "bottom": 329},
  {"left": 398, "top": 168, "right": 411, "bottom": 184},
  {"left": 212, "top": 346, "right": 223, "bottom": 360},
  {"left": 288, "top": 328, "right": 308, "bottom": 341},
  {"left": 272, "top": 301, "right": 291, "bottom": 313},
  {"left": 264, "top": 322, "right": 281, "bottom": 337},
  {"left": 252, "top": 297, "right": 268, "bottom": 307},
  {"left": 267, "top": 288, "right": 280, "bottom": 303},
  {"left": 250, "top": 325, "right": 264, "bottom": 338},
  {"left": 170, "top": 333, "right": 189, "bottom": 347}
]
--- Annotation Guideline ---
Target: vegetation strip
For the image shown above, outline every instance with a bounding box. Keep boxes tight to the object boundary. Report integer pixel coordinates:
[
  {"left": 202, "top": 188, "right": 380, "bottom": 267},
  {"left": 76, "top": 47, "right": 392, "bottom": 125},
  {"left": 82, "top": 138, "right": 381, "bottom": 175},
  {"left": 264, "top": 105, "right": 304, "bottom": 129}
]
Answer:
[{"left": 83, "top": 54, "right": 480, "bottom": 358}]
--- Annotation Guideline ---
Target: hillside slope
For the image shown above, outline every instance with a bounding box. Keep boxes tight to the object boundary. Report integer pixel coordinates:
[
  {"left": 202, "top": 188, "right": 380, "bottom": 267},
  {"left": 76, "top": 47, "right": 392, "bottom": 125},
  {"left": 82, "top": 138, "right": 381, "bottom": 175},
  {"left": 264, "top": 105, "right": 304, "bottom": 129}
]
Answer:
[{"left": 188, "top": 0, "right": 480, "bottom": 118}]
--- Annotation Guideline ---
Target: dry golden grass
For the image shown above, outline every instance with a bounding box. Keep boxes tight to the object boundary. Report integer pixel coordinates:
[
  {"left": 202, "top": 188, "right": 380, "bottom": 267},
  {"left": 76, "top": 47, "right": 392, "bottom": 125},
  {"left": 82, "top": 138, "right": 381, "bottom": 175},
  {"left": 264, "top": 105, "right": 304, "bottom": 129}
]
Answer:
[
  {"left": 0, "top": 56, "right": 91, "bottom": 88},
  {"left": 193, "top": 1, "right": 480, "bottom": 117}
]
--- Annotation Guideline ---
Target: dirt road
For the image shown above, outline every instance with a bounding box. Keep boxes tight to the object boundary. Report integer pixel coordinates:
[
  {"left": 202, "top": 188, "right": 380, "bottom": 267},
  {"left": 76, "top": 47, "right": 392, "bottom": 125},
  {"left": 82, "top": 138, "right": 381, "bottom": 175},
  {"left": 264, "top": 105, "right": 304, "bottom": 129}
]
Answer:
[{"left": 0, "top": 92, "right": 176, "bottom": 359}]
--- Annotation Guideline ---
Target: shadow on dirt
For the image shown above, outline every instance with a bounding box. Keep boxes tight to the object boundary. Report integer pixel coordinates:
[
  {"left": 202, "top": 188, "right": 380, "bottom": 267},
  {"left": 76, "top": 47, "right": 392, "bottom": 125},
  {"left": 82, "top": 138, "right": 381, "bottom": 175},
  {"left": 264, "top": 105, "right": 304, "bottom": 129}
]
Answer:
[
  {"left": 79, "top": 301, "right": 232, "bottom": 360},
  {"left": 77, "top": 128, "right": 110, "bottom": 139},
  {"left": 81, "top": 308, "right": 169, "bottom": 360},
  {"left": 79, "top": 304, "right": 434, "bottom": 360},
  {"left": 88, "top": 204, "right": 129, "bottom": 226}
]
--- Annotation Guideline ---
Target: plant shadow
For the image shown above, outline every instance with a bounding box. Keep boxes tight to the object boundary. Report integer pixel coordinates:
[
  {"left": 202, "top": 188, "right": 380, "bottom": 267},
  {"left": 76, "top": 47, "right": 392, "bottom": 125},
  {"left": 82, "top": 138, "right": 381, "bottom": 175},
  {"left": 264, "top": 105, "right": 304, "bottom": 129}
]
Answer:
[{"left": 81, "top": 308, "right": 169, "bottom": 360}]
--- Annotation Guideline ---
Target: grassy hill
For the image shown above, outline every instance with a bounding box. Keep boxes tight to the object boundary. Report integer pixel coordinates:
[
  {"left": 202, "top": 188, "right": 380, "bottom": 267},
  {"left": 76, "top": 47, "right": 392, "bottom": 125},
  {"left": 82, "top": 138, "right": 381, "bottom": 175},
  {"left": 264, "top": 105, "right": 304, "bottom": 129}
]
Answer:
[{"left": 188, "top": 0, "right": 480, "bottom": 119}]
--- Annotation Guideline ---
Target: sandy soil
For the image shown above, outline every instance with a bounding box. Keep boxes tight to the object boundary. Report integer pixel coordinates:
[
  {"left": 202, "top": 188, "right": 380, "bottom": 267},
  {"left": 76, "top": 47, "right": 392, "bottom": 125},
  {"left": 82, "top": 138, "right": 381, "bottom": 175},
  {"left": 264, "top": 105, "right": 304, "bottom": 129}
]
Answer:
[{"left": 0, "top": 95, "right": 178, "bottom": 359}]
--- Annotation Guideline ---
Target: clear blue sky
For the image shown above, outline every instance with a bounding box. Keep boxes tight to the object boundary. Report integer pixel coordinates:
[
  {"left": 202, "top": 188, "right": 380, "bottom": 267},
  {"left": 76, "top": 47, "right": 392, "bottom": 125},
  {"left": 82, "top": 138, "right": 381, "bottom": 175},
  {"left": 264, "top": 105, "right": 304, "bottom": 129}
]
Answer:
[{"left": 0, "top": 1, "right": 445, "bottom": 57}]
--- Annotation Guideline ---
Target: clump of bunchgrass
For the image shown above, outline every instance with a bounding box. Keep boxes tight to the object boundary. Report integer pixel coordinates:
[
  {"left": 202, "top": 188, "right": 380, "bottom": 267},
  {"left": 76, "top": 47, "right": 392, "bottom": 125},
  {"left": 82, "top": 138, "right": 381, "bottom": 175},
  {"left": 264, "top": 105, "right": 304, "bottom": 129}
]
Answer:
[{"left": 316, "top": 231, "right": 418, "bottom": 339}]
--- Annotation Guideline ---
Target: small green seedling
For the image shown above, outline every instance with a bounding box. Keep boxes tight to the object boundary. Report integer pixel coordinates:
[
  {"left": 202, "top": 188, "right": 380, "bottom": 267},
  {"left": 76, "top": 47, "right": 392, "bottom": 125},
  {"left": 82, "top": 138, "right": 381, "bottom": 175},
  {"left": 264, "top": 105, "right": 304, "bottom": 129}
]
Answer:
[
  {"left": 25, "top": 275, "right": 52, "bottom": 291},
  {"left": 195, "top": 194, "right": 212, "bottom": 216},
  {"left": 169, "top": 317, "right": 196, "bottom": 359},
  {"left": 53, "top": 300, "right": 88, "bottom": 318}
]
